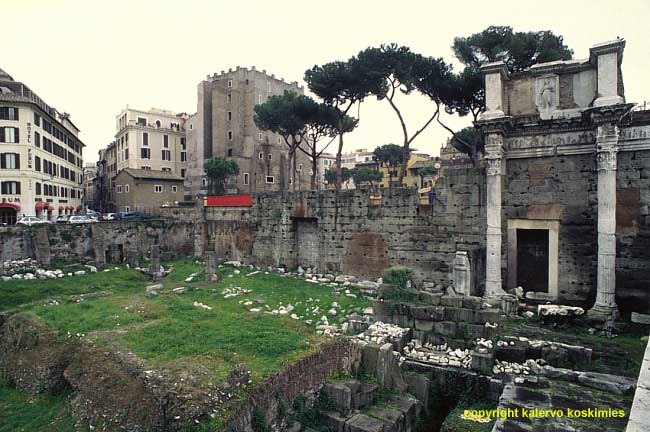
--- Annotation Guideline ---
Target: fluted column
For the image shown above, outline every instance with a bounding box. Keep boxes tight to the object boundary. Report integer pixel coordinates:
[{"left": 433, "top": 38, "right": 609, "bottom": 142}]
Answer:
[
  {"left": 589, "top": 124, "right": 619, "bottom": 321},
  {"left": 485, "top": 134, "right": 507, "bottom": 297}
]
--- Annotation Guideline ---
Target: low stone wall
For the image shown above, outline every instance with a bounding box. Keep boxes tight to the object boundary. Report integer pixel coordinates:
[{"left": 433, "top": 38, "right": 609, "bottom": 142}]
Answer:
[
  {"left": 225, "top": 339, "right": 361, "bottom": 431},
  {"left": 373, "top": 294, "right": 501, "bottom": 349},
  {"left": 0, "top": 220, "right": 196, "bottom": 265}
]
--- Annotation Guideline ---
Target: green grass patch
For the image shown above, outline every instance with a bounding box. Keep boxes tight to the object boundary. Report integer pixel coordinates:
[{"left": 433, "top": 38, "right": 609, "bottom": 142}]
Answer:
[
  {"left": 5, "top": 259, "right": 370, "bottom": 384},
  {"left": 0, "top": 377, "right": 80, "bottom": 432},
  {"left": 0, "top": 266, "right": 149, "bottom": 312},
  {"left": 440, "top": 401, "right": 498, "bottom": 432}
]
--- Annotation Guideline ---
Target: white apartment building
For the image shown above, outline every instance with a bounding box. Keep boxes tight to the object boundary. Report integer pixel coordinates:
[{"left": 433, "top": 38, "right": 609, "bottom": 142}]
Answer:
[
  {"left": 102, "top": 107, "right": 188, "bottom": 211},
  {"left": 0, "top": 68, "right": 84, "bottom": 224},
  {"left": 112, "top": 107, "right": 188, "bottom": 176}
]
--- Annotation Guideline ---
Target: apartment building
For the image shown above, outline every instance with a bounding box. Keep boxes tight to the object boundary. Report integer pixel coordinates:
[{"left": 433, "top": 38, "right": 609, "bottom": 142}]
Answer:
[
  {"left": 0, "top": 68, "right": 84, "bottom": 224},
  {"left": 100, "top": 107, "right": 188, "bottom": 211},
  {"left": 186, "top": 66, "right": 311, "bottom": 197}
]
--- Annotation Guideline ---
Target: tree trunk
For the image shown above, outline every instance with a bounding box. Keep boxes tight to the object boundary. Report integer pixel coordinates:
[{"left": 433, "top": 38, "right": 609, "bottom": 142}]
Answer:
[
  {"left": 397, "top": 147, "right": 408, "bottom": 187},
  {"left": 311, "top": 154, "right": 318, "bottom": 190},
  {"left": 335, "top": 128, "right": 344, "bottom": 192}
]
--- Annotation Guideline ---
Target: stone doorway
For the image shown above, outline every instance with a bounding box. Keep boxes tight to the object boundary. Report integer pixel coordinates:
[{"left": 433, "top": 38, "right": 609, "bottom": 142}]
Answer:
[
  {"left": 507, "top": 219, "right": 559, "bottom": 300},
  {"left": 516, "top": 229, "right": 549, "bottom": 293},
  {"left": 294, "top": 219, "right": 319, "bottom": 269}
]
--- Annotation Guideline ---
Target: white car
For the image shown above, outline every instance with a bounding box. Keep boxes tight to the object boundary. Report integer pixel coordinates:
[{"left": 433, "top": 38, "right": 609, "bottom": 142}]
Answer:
[
  {"left": 16, "top": 216, "right": 45, "bottom": 226},
  {"left": 69, "top": 215, "right": 96, "bottom": 224}
]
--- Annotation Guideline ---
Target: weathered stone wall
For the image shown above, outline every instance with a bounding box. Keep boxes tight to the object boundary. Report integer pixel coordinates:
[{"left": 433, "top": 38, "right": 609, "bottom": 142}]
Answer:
[
  {"left": 226, "top": 339, "right": 361, "bottom": 431},
  {"left": 504, "top": 151, "right": 650, "bottom": 312},
  {"left": 0, "top": 220, "right": 196, "bottom": 265},
  {"left": 504, "top": 154, "right": 599, "bottom": 304},
  {"left": 250, "top": 168, "right": 487, "bottom": 288}
]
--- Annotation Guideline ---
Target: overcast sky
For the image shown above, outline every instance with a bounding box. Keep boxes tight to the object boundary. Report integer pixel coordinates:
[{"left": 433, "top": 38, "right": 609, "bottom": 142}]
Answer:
[{"left": 4, "top": 0, "right": 650, "bottom": 163}]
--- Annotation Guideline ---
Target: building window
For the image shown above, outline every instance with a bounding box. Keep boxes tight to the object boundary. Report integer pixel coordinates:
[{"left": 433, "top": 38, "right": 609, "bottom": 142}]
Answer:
[
  {"left": 298, "top": 163, "right": 303, "bottom": 172},
  {"left": 1, "top": 181, "right": 20, "bottom": 194},
  {"left": 227, "top": 148, "right": 233, "bottom": 157},
  {"left": 0, "top": 153, "right": 19, "bottom": 169},
  {"left": 243, "top": 173, "right": 249, "bottom": 185},
  {"left": 141, "top": 147, "right": 151, "bottom": 159},
  {"left": 35, "top": 182, "right": 41, "bottom": 195},
  {"left": 258, "top": 132, "right": 263, "bottom": 140},
  {"left": 201, "top": 178, "right": 207, "bottom": 187},
  {"left": 227, "top": 79, "right": 233, "bottom": 88},
  {"left": 189, "top": 124, "right": 193, "bottom": 130},
  {"left": 123, "top": 206, "right": 130, "bottom": 212},
  {"left": 227, "top": 93, "right": 232, "bottom": 103},
  {"left": 137, "top": 117, "right": 146, "bottom": 126},
  {"left": 277, "top": 137, "right": 281, "bottom": 144},
  {"left": 228, "top": 131, "right": 233, "bottom": 141},
  {"left": 0, "top": 127, "right": 19, "bottom": 143},
  {"left": 181, "top": 137, "right": 186, "bottom": 150},
  {"left": 268, "top": 153, "right": 272, "bottom": 160},
  {"left": 142, "top": 132, "right": 149, "bottom": 146},
  {"left": 116, "top": 185, "right": 123, "bottom": 193},
  {"left": 267, "top": 82, "right": 271, "bottom": 93},
  {"left": 125, "top": 184, "right": 129, "bottom": 193},
  {"left": 34, "top": 131, "right": 40, "bottom": 148},
  {"left": 154, "top": 185, "right": 163, "bottom": 193},
  {"left": 227, "top": 111, "right": 232, "bottom": 122},
  {"left": 258, "top": 152, "right": 263, "bottom": 159},
  {"left": 181, "top": 151, "right": 187, "bottom": 162},
  {"left": 163, "top": 134, "right": 169, "bottom": 148},
  {"left": 181, "top": 168, "right": 186, "bottom": 178},
  {"left": 34, "top": 156, "right": 41, "bottom": 171},
  {"left": 34, "top": 112, "right": 40, "bottom": 126},
  {"left": 258, "top": 94, "right": 263, "bottom": 104},
  {"left": 265, "top": 176, "right": 274, "bottom": 184},
  {"left": 162, "top": 167, "right": 171, "bottom": 172},
  {"left": 171, "top": 186, "right": 178, "bottom": 193},
  {"left": 155, "top": 120, "right": 161, "bottom": 128},
  {"left": 162, "top": 149, "right": 171, "bottom": 161},
  {"left": 0, "top": 107, "right": 19, "bottom": 120},
  {"left": 141, "top": 166, "right": 151, "bottom": 170}
]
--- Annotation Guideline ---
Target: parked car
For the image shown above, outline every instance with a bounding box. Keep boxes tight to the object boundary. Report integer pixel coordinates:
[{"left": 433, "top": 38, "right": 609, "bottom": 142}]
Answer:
[
  {"left": 16, "top": 216, "right": 45, "bottom": 226},
  {"left": 56, "top": 215, "right": 70, "bottom": 224},
  {"left": 117, "top": 212, "right": 152, "bottom": 221},
  {"left": 101, "top": 213, "right": 117, "bottom": 221},
  {"left": 69, "top": 215, "right": 97, "bottom": 224}
]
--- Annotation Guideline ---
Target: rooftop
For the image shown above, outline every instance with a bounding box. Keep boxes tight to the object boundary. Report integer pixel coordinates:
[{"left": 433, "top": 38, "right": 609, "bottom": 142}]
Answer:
[{"left": 120, "top": 168, "right": 184, "bottom": 181}]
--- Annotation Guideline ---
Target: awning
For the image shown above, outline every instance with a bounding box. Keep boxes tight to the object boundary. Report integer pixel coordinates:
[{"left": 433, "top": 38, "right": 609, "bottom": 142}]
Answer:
[
  {"left": 76, "top": 205, "right": 82, "bottom": 211},
  {"left": 0, "top": 202, "right": 20, "bottom": 211},
  {"left": 66, "top": 205, "right": 73, "bottom": 210},
  {"left": 58, "top": 206, "right": 64, "bottom": 212},
  {"left": 35, "top": 202, "right": 47, "bottom": 211}
]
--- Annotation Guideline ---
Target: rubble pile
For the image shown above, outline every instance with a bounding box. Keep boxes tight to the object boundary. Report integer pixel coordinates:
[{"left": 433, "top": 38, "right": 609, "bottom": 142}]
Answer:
[
  {"left": 221, "top": 287, "right": 252, "bottom": 298},
  {"left": 2, "top": 258, "right": 38, "bottom": 275},
  {"left": 493, "top": 358, "right": 545, "bottom": 375},
  {"left": 353, "top": 321, "right": 409, "bottom": 345},
  {"left": 401, "top": 339, "right": 473, "bottom": 369}
]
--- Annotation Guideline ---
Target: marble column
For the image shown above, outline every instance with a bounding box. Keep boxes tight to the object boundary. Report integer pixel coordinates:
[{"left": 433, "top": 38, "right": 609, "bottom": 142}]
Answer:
[
  {"left": 589, "top": 124, "right": 620, "bottom": 320},
  {"left": 485, "top": 135, "right": 507, "bottom": 297}
]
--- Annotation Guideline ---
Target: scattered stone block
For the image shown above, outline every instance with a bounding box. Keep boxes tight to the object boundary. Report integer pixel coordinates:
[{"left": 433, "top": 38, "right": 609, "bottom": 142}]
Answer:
[
  {"left": 145, "top": 284, "right": 162, "bottom": 297},
  {"left": 631, "top": 312, "right": 650, "bottom": 325}
]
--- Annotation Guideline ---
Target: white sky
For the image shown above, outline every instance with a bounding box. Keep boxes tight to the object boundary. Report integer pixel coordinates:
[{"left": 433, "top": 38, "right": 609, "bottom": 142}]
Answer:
[{"left": 3, "top": 0, "right": 650, "bottom": 163}]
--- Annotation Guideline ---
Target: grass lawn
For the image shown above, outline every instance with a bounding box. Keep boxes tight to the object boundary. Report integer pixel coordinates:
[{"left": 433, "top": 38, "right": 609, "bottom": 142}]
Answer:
[
  {"left": 8, "top": 257, "right": 370, "bottom": 382},
  {"left": 0, "top": 378, "right": 80, "bottom": 432}
]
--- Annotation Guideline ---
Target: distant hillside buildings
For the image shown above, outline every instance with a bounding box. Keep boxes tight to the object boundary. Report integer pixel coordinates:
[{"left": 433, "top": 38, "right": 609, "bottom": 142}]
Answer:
[{"left": 0, "top": 67, "right": 84, "bottom": 223}]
